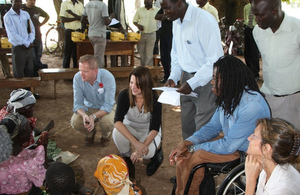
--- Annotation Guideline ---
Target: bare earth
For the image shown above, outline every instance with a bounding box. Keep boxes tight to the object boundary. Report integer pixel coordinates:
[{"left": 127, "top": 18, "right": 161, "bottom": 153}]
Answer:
[{"left": 0, "top": 53, "right": 181, "bottom": 195}]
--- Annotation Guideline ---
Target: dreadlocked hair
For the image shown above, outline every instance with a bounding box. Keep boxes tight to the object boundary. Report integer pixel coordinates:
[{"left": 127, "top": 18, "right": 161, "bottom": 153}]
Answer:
[
  {"left": 214, "top": 55, "right": 262, "bottom": 116},
  {"left": 46, "top": 162, "right": 75, "bottom": 195}
]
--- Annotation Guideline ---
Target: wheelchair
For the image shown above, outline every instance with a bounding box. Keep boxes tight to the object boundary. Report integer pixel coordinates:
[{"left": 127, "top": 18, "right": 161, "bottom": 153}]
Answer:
[{"left": 183, "top": 151, "right": 246, "bottom": 195}]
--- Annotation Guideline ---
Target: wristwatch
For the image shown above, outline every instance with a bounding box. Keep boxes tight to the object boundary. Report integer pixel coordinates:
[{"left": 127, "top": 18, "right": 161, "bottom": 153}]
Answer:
[
  {"left": 92, "top": 114, "right": 97, "bottom": 121},
  {"left": 187, "top": 145, "right": 195, "bottom": 153}
]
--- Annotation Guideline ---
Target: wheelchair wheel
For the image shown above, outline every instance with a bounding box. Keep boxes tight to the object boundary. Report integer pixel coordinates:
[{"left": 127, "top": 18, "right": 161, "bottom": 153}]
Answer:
[{"left": 217, "top": 163, "right": 246, "bottom": 195}]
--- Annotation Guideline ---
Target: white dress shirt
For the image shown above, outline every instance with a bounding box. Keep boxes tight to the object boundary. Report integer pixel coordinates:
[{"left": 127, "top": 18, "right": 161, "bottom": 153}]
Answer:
[
  {"left": 169, "top": 4, "right": 223, "bottom": 90},
  {"left": 253, "top": 14, "right": 300, "bottom": 96}
]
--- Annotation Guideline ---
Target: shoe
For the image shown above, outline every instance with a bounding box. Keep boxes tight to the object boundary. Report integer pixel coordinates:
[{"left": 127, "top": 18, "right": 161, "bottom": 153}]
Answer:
[
  {"left": 34, "top": 93, "right": 40, "bottom": 99},
  {"left": 100, "top": 136, "right": 110, "bottom": 147},
  {"left": 160, "top": 78, "right": 167, "bottom": 83},
  {"left": 85, "top": 130, "right": 96, "bottom": 146},
  {"left": 146, "top": 147, "right": 164, "bottom": 176},
  {"left": 170, "top": 176, "right": 176, "bottom": 183},
  {"left": 123, "top": 157, "right": 135, "bottom": 180}
]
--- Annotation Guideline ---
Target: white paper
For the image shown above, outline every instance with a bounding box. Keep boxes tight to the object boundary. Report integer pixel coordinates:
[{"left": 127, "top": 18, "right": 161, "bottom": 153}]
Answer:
[
  {"left": 108, "top": 18, "right": 120, "bottom": 26},
  {"left": 153, "top": 87, "right": 198, "bottom": 106}
]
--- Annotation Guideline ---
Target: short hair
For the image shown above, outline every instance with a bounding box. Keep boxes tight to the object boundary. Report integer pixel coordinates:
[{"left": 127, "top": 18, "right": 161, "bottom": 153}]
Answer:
[
  {"left": 46, "top": 162, "right": 75, "bottom": 195},
  {"left": 213, "top": 55, "right": 262, "bottom": 116},
  {"left": 78, "top": 54, "right": 98, "bottom": 69},
  {"left": 128, "top": 66, "right": 156, "bottom": 113},
  {"left": 257, "top": 118, "right": 300, "bottom": 165}
]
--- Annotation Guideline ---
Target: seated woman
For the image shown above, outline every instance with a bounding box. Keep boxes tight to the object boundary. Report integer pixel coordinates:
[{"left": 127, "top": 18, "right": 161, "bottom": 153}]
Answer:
[
  {"left": 0, "top": 113, "right": 48, "bottom": 195},
  {"left": 113, "top": 66, "right": 163, "bottom": 179},
  {"left": 0, "top": 89, "right": 54, "bottom": 148},
  {"left": 245, "top": 118, "right": 300, "bottom": 195}
]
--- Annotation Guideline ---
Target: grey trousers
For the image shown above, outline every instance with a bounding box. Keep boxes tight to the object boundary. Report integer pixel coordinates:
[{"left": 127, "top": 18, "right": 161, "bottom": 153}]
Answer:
[
  {"left": 180, "top": 72, "right": 216, "bottom": 139},
  {"left": 89, "top": 36, "right": 107, "bottom": 68},
  {"left": 137, "top": 32, "right": 156, "bottom": 66},
  {"left": 11, "top": 46, "right": 34, "bottom": 78}
]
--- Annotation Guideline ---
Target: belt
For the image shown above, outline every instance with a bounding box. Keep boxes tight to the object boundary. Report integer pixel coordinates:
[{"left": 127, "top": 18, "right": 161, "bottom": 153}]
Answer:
[{"left": 274, "top": 90, "right": 300, "bottom": 97}]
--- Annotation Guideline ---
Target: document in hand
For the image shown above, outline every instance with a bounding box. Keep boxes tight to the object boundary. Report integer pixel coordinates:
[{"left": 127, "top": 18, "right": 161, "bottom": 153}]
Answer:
[{"left": 152, "top": 87, "right": 197, "bottom": 106}]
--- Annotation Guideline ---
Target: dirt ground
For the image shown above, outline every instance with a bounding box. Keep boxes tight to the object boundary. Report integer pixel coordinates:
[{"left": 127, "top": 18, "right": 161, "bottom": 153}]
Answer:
[{"left": 0, "top": 53, "right": 182, "bottom": 195}]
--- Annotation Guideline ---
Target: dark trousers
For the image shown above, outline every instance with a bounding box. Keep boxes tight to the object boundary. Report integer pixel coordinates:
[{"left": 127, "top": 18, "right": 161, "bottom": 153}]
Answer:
[
  {"left": 11, "top": 46, "right": 34, "bottom": 78},
  {"left": 63, "top": 29, "right": 78, "bottom": 68},
  {"left": 153, "top": 28, "right": 160, "bottom": 55},
  {"left": 160, "top": 34, "right": 172, "bottom": 80},
  {"left": 244, "top": 26, "right": 259, "bottom": 77}
]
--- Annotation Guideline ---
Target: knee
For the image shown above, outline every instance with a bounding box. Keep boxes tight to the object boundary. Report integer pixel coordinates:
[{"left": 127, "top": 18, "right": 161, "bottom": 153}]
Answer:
[{"left": 70, "top": 113, "right": 83, "bottom": 130}]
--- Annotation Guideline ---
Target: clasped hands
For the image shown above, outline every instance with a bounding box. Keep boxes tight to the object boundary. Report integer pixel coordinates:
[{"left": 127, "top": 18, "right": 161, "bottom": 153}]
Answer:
[
  {"left": 83, "top": 115, "right": 95, "bottom": 132},
  {"left": 169, "top": 140, "right": 193, "bottom": 165},
  {"left": 130, "top": 141, "right": 149, "bottom": 164}
]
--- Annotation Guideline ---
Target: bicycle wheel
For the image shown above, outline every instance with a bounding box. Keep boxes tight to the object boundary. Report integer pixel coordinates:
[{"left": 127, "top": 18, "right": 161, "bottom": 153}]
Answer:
[
  {"left": 45, "top": 27, "right": 59, "bottom": 53},
  {"left": 217, "top": 163, "right": 246, "bottom": 195}
]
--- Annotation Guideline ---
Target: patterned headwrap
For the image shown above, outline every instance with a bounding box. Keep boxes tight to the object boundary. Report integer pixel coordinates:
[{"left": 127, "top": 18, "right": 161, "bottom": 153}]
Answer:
[
  {"left": 0, "top": 113, "right": 28, "bottom": 139},
  {"left": 0, "top": 125, "right": 12, "bottom": 163},
  {"left": 6, "top": 89, "right": 36, "bottom": 113},
  {"left": 94, "top": 154, "right": 135, "bottom": 195}
]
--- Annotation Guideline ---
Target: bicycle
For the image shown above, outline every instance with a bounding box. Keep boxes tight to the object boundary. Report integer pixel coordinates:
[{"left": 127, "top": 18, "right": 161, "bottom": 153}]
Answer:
[{"left": 45, "top": 21, "right": 64, "bottom": 54}]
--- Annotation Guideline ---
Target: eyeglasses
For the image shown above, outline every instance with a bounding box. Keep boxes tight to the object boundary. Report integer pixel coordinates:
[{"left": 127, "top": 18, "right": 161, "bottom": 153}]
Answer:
[{"left": 249, "top": 134, "right": 262, "bottom": 141}]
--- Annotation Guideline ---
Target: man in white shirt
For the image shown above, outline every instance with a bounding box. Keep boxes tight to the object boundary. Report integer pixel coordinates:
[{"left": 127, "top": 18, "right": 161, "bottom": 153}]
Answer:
[
  {"left": 252, "top": 0, "right": 300, "bottom": 130},
  {"left": 162, "top": 0, "right": 223, "bottom": 139}
]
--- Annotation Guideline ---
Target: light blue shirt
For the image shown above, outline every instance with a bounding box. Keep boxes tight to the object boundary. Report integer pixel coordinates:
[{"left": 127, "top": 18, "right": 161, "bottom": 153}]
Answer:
[
  {"left": 73, "top": 68, "right": 116, "bottom": 113},
  {"left": 186, "top": 90, "right": 271, "bottom": 154},
  {"left": 4, "top": 8, "right": 35, "bottom": 47},
  {"left": 169, "top": 4, "right": 223, "bottom": 90}
]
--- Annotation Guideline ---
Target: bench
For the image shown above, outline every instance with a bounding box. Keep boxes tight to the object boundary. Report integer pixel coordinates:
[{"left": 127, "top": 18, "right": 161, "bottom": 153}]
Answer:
[
  {"left": 39, "top": 66, "right": 162, "bottom": 99},
  {"left": 0, "top": 77, "right": 41, "bottom": 93}
]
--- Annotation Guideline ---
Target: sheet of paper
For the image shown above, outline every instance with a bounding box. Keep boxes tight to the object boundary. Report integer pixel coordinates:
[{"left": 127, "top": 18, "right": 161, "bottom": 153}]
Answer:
[
  {"left": 158, "top": 91, "right": 181, "bottom": 106},
  {"left": 109, "top": 18, "right": 120, "bottom": 26},
  {"left": 153, "top": 87, "right": 198, "bottom": 97}
]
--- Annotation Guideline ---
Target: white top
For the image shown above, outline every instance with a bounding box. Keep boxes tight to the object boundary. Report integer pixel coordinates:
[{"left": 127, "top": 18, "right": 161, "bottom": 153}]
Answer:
[
  {"left": 169, "top": 4, "right": 223, "bottom": 90},
  {"left": 256, "top": 164, "right": 300, "bottom": 195},
  {"left": 59, "top": 0, "right": 84, "bottom": 30},
  {"left": 253, "top": 14, "right": 300, "bottom": 95}
]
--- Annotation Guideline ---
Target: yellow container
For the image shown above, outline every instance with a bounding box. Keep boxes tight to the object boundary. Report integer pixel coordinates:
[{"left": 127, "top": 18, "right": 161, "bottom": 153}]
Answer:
[
  {"left": 110, "top": 32, "right": 125, "bottom": 41},
  {"left": 127, "top": 32, "right": 141, "bottom": 41},
  {"left": 1, "top": 37, "right": 12, "bottom": 49},
  {"left": 71, "top": 32, "right": 85, "bottom": 42}
]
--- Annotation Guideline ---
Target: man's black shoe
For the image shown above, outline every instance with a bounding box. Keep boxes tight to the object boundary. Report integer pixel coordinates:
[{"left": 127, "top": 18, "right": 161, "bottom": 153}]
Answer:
[
  {"left": 34, "top": 93, "right": 40, "bottom": 99},
  {"left": 146, "top": 147, "right": 164, "bottom": 176},
  {"left": 170, "top": 176, "right": 176, "bottom": 183},
  {"left": 160, "top": 78, "right": 167, "bottom": 83}
]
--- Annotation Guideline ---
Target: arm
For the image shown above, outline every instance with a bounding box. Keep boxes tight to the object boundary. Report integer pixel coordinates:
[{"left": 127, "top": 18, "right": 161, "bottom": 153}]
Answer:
[
  {"left": 245, "top": 155, "right": 261, "bottom": 195},
  {"left": 99, "top": 70, "right": 116, "bottom": 114},
  {"left": 186, "top": 18, "right": 223, "bottom": 90},
  {"left": 155, "top": 8, "right": 167, "bottom": 21},
  {"left": 133, "top": 9, "right": 144, "bottom": 31},
  {"left": 59, "top": 2, "right": 80, "bottom": 24},
  {"left": 194, "top": 97, "right": 270, "bottom": 154},
  {"left": 39, "top": 8, "right": 50, "bottom": 26}
]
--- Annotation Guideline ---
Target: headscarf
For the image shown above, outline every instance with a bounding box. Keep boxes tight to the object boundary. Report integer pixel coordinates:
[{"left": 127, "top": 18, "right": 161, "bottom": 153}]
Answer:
[
  {"left": 0, "top": 125, "right": 12, "bottom": 163},
  {"left": 0, "top": 113, "right": 28, "bottom": 139},
  {"left": 6, "top": 89, "right": 36, "bottom": 113},
  {"left": 94, "top": 154, "right": 135, "bottom": 195}
]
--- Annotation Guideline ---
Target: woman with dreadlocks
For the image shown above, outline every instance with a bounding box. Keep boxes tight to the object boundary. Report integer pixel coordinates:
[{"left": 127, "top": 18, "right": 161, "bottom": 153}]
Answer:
[{"left": 169, "top": 55, "right": 271, "bottom": 195}]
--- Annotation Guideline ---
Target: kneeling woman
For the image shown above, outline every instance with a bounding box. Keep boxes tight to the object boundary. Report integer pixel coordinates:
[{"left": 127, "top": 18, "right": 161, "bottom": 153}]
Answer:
[{"left": 113, "top": 66, "right": 163, "bottom": 178}]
